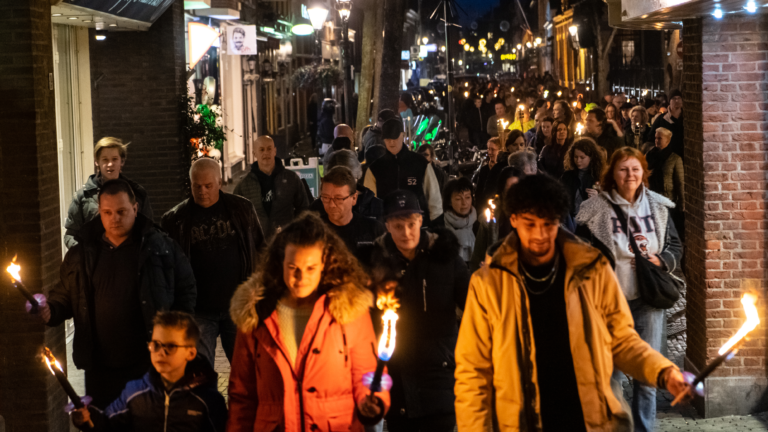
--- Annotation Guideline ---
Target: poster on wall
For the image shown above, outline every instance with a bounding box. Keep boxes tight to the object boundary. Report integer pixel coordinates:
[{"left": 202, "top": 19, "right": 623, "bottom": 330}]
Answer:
[
  {"left": 227, "top": 25, "right": 257, "bottom": 55},
  {"left": 64, "top": 0, "right": 175, "bottom": 23}
]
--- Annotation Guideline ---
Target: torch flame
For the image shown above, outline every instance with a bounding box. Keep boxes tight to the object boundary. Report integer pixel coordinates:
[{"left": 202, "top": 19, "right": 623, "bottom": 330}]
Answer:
[
  {"left": 572, "top": 101, "right": 578, "bottom": 108},
  {"left": 576, "top": 123, "right": 584, "bottom": 135},
  {"left": 6, "top": 254, "right": 21, "bottom": 282},
  {"left": 485, "top": 208, "right": 491, "bottom": 223},
  {"left": 42, "top": 347, "right": 63, "bottom": 375},
  {"left": 501, "top": 120, "right": 509, "bottom": 130},
  {"left": 376, "top": 284, "right": 400, "bottom": 362},
  {"left": 718, "top": 293, "right": 760, "bottom": 355}
]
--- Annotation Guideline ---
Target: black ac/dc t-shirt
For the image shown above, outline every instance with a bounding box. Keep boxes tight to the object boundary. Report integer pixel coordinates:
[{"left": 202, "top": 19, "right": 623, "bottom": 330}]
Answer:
[
  {"left": 520, "top": 251, "right": 587, "bottom": 432},
  {"left": 189, "top": 200, "right": 243, "bottom": 314}
]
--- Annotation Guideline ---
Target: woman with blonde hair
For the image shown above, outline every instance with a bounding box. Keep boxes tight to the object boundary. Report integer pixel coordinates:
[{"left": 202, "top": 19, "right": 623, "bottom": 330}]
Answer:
[
  {"left": 575, "top": 147, "right": 684, "bottom": 432},
  {"left": 560, "top": 137, "right": 606, "bottom": 216},
  {"left": 624, "top": 105, "right": 653, "bottom": 149}
]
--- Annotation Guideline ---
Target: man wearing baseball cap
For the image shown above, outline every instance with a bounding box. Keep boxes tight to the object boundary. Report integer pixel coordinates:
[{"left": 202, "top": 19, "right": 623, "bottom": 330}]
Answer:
[
  {"left": 360, "top": 189, "right": 469, "bottom": 432},
  {"left": 363, "top": 118, "right": 443, "bottom": 223}
]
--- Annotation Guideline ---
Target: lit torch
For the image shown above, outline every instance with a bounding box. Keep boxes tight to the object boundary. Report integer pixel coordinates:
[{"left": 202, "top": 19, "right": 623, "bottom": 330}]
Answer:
[
  {"left": 499, "top": 119, "right": 509, "bottom": 148},
  {"left": 672, "top": 292, "right": 761, "bottom": 406},
  {"left": 364, "top": 286, "right": 400, "bottom": 395},
  {"left": 486, "top": 199, "right": 498, "bottom": 244},
  {"left": 7, "top": 255, "right": 39, "bottom": 313},
  {"left": 42, "top": 347, "right": 94, "bottom": 426},
  {"left": 575, "top": 123, "right": 584, "bottom": 136}
]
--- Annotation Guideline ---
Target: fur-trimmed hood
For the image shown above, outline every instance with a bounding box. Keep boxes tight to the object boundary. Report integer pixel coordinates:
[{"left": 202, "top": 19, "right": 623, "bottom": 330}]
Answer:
[
  {"left": 575, "top": 186, "right": 675, "bottom": 261},
  {"left": 230, "top": 271, "right": 373, "bottom": 333}
]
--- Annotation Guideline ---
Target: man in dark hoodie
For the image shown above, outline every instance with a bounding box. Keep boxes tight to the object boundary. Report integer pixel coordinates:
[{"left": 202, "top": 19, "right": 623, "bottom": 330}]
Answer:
[
  {"left": 361, "top": 109, "right": 399, "bottom": 157},
  {"left": 29, "top": 180, "right": 196, "bottom": 408},
  {"left": 360, "top": 190, "right": 470, "bottom": 432},
  {"left": 71, "top": 311, "right": 227, "bottom": 432},
  {"left": 64, "top": 137, "right": 153, "bottom": 249},
  {"left": 233, "top": 135, "right": 309, "bottom": 238},
  {"left": 161, "top": 158, "right": 264, "bottom": 367}
]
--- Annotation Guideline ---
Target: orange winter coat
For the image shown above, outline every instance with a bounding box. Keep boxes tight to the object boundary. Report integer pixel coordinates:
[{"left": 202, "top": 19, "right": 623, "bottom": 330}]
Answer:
[
  {"left": 228, "top": 273, "right": 390, "bottom": 432},
  {"left": 455, "top": 230, "right": 676, "bottom": 432}
]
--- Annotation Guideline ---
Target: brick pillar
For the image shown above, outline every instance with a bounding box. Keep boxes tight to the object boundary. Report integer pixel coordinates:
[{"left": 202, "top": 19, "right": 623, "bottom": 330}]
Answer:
[
  {"left": 683, "top": 14, "right": 768, "bottom": 417},
  {"left": 0, "top": 1, "right": 69, "bottom": 432},
  {"left": 89, "top": 0, "right": 187, "bottom": 219}
]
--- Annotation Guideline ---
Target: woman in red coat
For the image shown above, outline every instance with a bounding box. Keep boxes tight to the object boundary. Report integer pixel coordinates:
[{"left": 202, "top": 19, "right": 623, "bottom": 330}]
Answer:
[{"left": 228, "top": 212, "right": 389, "bottom": 432}]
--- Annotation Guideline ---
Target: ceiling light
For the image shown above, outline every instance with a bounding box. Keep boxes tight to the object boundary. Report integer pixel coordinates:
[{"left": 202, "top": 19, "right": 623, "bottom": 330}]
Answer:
[
  {"left": 95, "top": 35, "right": 106, "bottom": 41},
  {"left": 52, "top": 13, "right": 62, "bottom": 17},
  {"left": 83, "top": 20, "right": 92, "bottom": 23},
  {"left": 68, "top": 17, "right": 78, "bottom": 20},
  {"left": 746, "top": 0, "right": 757, "bottom": 12},
  {"left": 109, "top": 23, "right": 117, "bottom": 26},
  {"left": 713, "top": 7, "right": 723, "bottom": 17}
]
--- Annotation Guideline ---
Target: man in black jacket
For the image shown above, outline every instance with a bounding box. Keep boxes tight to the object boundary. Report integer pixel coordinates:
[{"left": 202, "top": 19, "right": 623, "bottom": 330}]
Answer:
[
  {"left": 162, "top": 158, "right": 264, "bottom": 367},
  {"left": 29, "top": 179, "right": 196, "bottom": 408},
  {"left": 650, "top": 88, "right": 684, "bottom": 158},
  {"left": 317, "top": 166, "right": 385, "bottom": 258},
  {"left": 363, "top": 119, "right": 443, "bottom": 223},
  {"left": 360, "top": 190, "right": 470, "bottom": 432}
]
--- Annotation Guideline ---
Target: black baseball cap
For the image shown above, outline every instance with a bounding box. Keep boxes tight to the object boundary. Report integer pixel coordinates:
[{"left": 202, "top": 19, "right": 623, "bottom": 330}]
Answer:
[
  {"left": 381, "top": 118, "right": 404, "bottom": 140},
  {"left": 669, "top": 89, "right": 683, "bottom": 100},
  {"left": 383, "top": 190, "right": 422, "bottom": 219},
  {"left": 377, "top": 109, "right": 398, "bottom": 122}
]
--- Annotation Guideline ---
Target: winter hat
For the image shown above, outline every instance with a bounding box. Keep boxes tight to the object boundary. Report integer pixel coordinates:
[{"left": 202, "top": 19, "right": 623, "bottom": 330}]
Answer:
[
  {"left": 381, "top": 118, "right": 404, "bottom": 140},
  {"left": 669, "top": 89, "right": 683, "bottom": 100}
]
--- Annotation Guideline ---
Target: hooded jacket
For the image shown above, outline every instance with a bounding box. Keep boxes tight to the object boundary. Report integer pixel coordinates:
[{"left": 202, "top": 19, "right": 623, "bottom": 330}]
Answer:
[
  {"left": 47, "top": 214, "right": 196, "bottom": 371},
  {"left": 574, "top": 188, "right": 684, "bottom": 283},
  {"left": 83, "top": 357, "right": 227, "bottom": 432},
  {"left": 454, "top": 230, "right": 677, "bottom": 432},
  {"left": 161, "top": 192, "right": 264, "bottom": 281},
  {"left": 359, "top": 230, "right": 470, "bottom": 419},
  {"left": 227, "top": 272, "right": 390, "bottom": 432},
  {"left": 233, "top": 158, "right": 309, "bottom": 238},
  {"left": 64, "top": 173, "right": 153, "bottom": 249}
]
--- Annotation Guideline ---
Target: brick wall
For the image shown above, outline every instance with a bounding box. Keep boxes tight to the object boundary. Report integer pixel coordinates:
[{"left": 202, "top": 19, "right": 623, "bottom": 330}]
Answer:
[
  {"left": 684, "top": 14, "right": 768, "bottom": 416},
  {"left": 89, "top": 0, "right": 187, "bottom": 220},
  {"left": 0, "top": 1, "right": 69, "bottom": 431}
]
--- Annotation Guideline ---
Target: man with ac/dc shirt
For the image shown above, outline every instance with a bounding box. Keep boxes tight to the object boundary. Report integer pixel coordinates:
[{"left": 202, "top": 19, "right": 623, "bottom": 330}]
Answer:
[
  {"left": 162, "top": 158, "right": 264, "bottom": 367},
  {"left": 318, "top": 166, "right": 385, "bottom": 259}
]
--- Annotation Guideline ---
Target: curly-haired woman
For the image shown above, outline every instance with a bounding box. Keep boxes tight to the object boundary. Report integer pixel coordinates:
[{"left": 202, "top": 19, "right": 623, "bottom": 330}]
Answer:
[
  {"left": 560, "top": 138, "right": 606, "bottom": 217},
  {"left": 228, "top": 212, "right": 389, "bottom": 432}
]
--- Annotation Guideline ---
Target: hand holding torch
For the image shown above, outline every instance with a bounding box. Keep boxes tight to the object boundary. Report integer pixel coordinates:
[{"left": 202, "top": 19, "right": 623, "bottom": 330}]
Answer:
[
  {"left": 671, "top": 292, "right": 761, "bottom": 406},
  {"left": 43, "top": 347, "right": 94, "bottom": 427},
  {"left": 363, "top": 286, "right": 400, "bottom": 395}
]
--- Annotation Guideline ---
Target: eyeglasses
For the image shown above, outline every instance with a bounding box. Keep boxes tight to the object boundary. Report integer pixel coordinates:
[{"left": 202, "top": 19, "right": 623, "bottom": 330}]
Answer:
[
  {"left": 320, "top": 194, "right": 355, "bottom": 206},
  {"left": 147, "top": 341, "right": 194, "bottom": 355}
]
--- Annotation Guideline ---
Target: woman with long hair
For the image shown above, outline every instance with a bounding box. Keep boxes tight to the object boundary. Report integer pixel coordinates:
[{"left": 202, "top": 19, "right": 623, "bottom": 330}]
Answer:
[
  {"left": 575, "top": 147, "right": 684, "bottom": 432},
  {"left": 561, "top": 138, "right": 606, "bottom": 216},
  {"left": 228, "top": 212, "right": 389, "bottom": 432},
  {"left": 539, "top": 119, "right": 573, "bottom": 178},
  {"left": 604, "top": 103, "right": 625, "bottom": 138}
]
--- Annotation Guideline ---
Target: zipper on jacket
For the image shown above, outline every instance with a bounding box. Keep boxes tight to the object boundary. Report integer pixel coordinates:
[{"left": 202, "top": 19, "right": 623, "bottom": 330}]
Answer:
[
  {"left": 422, "top": 279, "right": 427, "bottom": 311},
  {"left": 297, "top": 379, "right": 305, "bottom": 431},
  {"left": 164, "top": 392, "right": 170, "bottom": 432}
]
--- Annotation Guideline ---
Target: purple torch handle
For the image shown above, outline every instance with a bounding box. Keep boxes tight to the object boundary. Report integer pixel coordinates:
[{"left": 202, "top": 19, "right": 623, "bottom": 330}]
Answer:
[
  {"left": 369, "top": 358, "right": 386, "bottom": 395},
  {"left": 13, "top": 280, "right": 39, "bottom": 313}
]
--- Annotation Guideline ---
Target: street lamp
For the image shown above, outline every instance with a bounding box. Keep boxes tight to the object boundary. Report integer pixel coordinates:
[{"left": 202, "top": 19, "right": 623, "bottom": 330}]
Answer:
[
  {"left": 337, "top": 0, "right": 353, "bottom": 124},
  {"left": 422, "top": 36, "right": 429, "bottom": 44},
  {"left": 308, "top": 1, "right": 329, "bottom": 58}
]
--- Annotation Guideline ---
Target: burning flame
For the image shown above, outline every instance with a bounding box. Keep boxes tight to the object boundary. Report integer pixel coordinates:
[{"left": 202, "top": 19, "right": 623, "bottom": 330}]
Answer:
[
  {"left": 6, "top": 255, "right": 21, "bottom": 282},
  {"left": 572, "top": 101, "right": 578, "bottom": 108},
  {"left": 576, "top": 123, "right": 584, "bottom": 135},
  {"left": 485, "top": 208, "right": 491, "bottom": 223},
  {"left": 557, "top": 91, "right": 562, "bottom": 97},
  {"left": 376, "top": 284, "right": 400, "bottom": 362},
  {"left": 500, "top": 119, "right": 509, "bottom": 130},
  {"left": 42, "top": 347, "right": 63, "bottom": 375},
  {"left": 718, "top": 293, "right": 760, "bottom": 355},
  {"left": 518, "top": 104, "right": 525, "bottom": 111},
  {"left": 543, "top": 90, "right": 548, "bottom": 98}
]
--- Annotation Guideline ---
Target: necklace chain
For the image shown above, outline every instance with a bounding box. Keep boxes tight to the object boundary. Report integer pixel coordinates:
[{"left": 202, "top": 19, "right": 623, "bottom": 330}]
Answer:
[{"left": 520, "top": 253, "right": 560, "bottom": 295}]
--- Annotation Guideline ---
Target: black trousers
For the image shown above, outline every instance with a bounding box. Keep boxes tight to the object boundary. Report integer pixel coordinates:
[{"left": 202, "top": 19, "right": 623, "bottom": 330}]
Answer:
[
  {"left": 385, "top": 411, "right": 456, "bottom": 432},
  {"left": 85, "top": 360, "right": 150, "bottom": 409}
]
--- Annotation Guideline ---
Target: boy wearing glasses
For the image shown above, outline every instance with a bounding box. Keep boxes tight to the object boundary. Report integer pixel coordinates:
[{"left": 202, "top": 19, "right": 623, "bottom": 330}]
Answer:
[
  {"left": 71, "top": 311, "right": 227, "bottom": 431},
  {"left": 319, "top": 166, "right": 385, "bottom": 258}
]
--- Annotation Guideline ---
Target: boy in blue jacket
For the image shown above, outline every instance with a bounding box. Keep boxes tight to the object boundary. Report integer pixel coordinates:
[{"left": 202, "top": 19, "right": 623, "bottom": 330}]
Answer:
[{"left": 71, "top": 311, "right": 227, "bottom": 431}]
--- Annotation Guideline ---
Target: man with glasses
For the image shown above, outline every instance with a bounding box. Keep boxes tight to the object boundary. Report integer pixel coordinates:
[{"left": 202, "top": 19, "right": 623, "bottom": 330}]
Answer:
[
  {"left": 29, "top": 179, "right": 196, "bottom": 408},
  {"left": 319, "top": 166, "right": 385, "bottom": 259}
]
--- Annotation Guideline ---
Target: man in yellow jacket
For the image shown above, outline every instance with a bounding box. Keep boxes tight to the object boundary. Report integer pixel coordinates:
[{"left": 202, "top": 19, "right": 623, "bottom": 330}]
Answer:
[{"left": 455, "top": 174, "right": 692, "bottom": 432}]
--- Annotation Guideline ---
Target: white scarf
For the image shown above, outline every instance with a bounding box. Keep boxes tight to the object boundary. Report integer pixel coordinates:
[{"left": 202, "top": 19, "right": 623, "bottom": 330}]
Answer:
[{"left": 444, "top": 207, "right": 477, "bottom": 262}]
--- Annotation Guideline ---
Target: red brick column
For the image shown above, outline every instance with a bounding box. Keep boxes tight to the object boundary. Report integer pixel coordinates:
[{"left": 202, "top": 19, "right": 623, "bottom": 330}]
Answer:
[
  {"left": 683, "top": 14, "right": 768, "bottom": 417},
  {"left": 0, "top": 1, "right": 69, "bottom": 431}
]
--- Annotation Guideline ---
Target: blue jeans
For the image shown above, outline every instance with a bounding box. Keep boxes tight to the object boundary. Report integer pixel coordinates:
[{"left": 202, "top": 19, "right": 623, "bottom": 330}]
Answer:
[
  {"left": 612, "top": 298, "right": 664, "bottom": 432},
  {"left": 195, "top": 312, "right": 238, "bottom": 368}
]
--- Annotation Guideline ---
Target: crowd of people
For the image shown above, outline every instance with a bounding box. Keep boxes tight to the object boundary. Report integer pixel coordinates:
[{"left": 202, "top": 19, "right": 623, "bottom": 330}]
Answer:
[{"left": 26, "top": 72, "right": 694, "bottom": 432}]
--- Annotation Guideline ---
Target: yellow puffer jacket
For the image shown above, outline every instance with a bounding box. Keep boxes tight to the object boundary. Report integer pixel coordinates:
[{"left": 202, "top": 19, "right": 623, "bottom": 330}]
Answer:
[{"left": 455, "top": 230, "right": 676, "bottom": 432}]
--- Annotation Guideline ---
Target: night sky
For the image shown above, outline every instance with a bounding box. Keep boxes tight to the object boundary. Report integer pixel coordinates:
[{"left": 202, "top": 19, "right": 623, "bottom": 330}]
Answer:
[{"left": 413, "top": 0, "right": 504, "bottom": 26}]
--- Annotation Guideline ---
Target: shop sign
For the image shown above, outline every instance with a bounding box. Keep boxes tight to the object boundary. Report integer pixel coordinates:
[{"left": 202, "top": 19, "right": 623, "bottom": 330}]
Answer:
[
  {"left": 63, "top": 0, "right": 174, "bottom": 23},
  {"left": 227, "top": 25, "right": 258, "bottom": 55}
]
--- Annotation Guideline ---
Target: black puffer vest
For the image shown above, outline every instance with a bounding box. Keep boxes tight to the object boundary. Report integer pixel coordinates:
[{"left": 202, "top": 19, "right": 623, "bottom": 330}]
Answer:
[{"left": 369, "top": 149, "right": 429, "bottom": 219}]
